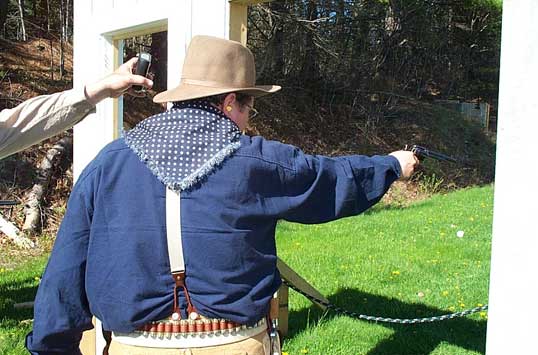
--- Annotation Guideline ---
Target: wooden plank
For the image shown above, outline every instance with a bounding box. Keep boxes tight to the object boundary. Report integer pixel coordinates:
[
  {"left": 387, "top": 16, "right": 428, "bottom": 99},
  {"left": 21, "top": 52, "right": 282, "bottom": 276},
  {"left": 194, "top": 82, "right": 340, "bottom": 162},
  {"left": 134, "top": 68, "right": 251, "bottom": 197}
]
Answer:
[
  {"left": 191, "top": 0, "right": 227, "bottom": 39},
  {"left": 486, "top": 1, "right": 538, "bottom": 353},
  {"left": 277, "top": 257, "right": 328, "bottom": 310},
  {"left": 229, "top": 2, "right": 248, "bottom": 45},
  {"left": 108, "top": 20, "right": 168, "bottom": 41},
  {"left": 112, "top": 42, "right": 120, "bottom": 140},
  {"left": 277, "top": 284, "right": 289, "bottom": 337}
]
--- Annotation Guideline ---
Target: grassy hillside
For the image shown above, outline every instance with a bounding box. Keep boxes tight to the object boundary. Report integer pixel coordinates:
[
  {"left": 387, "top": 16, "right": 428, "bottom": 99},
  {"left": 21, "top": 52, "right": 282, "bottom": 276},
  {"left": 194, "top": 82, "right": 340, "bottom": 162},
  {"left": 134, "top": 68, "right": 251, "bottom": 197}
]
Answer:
[{"left": 0, "top": 37, "right": 496, "bottom": 244}]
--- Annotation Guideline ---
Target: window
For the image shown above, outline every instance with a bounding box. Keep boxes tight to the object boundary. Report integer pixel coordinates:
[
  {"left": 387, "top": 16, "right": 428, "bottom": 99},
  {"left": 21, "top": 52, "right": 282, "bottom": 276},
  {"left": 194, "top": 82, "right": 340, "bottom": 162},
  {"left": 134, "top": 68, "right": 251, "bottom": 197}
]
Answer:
[{"left": 120, "top": 30, "right": 168, "bottom": 130}]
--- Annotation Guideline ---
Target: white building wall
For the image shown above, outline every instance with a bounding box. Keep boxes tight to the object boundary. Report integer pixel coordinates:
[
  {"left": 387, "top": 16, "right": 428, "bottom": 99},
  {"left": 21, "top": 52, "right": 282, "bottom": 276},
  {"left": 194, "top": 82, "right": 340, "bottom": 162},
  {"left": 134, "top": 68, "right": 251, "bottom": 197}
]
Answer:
[
  {"left": 486, "top": 0, "right": 538, "bottom": 353},
  {"left": 73, "top": 0, "right": 235, "bottom": 181}
]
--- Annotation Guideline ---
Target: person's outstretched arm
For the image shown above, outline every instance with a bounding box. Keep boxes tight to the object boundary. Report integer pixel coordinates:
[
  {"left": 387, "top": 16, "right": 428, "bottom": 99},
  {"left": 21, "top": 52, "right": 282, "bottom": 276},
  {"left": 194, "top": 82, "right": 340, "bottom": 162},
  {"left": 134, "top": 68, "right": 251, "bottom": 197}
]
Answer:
[
  {"left": 280, "top": 148, "right": 418, "bottom": 224},
  {"left": 0, "top": 57, "right": 152, "bottom": 160}
]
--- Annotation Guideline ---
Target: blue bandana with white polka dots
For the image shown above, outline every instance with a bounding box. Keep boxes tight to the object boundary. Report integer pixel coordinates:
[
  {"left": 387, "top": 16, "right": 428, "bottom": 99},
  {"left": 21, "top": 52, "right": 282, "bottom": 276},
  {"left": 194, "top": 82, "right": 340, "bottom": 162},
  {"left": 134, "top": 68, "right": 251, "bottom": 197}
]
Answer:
[{"left": 123, "top": 100, "right": 242, "bottom": 192}]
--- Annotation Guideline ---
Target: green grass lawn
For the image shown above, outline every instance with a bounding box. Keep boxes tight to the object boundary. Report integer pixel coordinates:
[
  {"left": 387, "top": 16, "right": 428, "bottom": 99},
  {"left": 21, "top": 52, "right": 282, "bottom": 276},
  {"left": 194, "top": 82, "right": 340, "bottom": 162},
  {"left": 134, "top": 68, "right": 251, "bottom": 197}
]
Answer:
[
  {"left": 0, "top": 185, "right": 493, "bottom": 354},
  {"left": 0, "top": 256, "right": 47, "bottom": 354},
  {"left": 277, "top": 185, "right": 493, "bottom": 355}
]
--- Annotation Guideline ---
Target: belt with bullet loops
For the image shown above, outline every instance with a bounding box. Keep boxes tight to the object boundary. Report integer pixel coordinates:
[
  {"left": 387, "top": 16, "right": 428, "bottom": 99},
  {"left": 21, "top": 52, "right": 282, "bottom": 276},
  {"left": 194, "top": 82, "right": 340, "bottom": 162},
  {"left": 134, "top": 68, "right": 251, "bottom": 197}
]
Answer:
[
  {"left": 112, "top": 318, "right": 267, "bottom": 348},
  {"left": 136, "top": 317, "right": 263, "bottom": 335}
]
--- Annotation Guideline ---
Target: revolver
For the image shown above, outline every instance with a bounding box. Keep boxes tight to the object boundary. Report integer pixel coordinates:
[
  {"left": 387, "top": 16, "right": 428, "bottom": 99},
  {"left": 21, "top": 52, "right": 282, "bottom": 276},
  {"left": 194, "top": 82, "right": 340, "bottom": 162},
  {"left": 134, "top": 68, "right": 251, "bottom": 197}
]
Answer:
[{"left": 404, "top": 145, "right": 458, "bottom": 163}]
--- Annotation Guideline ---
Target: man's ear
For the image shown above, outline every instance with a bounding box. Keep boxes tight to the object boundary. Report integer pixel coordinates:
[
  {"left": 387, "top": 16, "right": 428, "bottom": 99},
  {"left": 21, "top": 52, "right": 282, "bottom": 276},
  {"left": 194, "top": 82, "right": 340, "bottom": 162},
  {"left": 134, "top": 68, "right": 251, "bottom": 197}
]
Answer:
[{"left": 223, "top": 93, "right": 236, "bottom": 108}]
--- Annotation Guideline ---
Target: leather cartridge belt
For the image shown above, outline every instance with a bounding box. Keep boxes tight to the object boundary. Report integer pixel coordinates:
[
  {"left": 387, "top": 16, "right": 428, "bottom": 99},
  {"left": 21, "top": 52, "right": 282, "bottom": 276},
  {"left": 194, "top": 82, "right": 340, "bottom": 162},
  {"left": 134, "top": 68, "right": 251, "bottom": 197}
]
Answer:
[
  {"left": 112, "top": 318, "right": 266, "bottom": 348},
  {"left": 136, "top": 317, "right": 259, "bottom": 335}
]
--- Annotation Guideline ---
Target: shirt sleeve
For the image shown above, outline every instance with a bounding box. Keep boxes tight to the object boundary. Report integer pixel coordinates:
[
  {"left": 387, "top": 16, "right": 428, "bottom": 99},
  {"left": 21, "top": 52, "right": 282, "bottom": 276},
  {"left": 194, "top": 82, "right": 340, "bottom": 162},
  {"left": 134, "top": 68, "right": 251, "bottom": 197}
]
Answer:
[
  {"left": 281, "top": 149, "right": 402, "bottom": 224},
  {"left": 0, "top": 87, "right": 95, "bottom": 160},
  {"left": 25, "top": 170, "right": 95, "bottom": 354}
]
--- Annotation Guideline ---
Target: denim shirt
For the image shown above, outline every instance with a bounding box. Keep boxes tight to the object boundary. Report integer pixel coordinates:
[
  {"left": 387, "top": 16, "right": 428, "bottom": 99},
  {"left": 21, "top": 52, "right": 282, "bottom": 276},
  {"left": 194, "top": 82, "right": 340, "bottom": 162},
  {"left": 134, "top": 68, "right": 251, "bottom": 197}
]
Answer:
[{"left": 26, "top": 135, "right": 401, "bottom": 354}]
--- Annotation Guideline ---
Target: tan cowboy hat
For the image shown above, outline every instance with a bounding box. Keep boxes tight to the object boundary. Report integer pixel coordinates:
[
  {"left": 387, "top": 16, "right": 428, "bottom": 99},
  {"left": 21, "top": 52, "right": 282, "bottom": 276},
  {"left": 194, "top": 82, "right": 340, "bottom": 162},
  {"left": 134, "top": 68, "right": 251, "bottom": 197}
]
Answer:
[{"left": 153, "top": 36, "right": 281, "bottom": 103}]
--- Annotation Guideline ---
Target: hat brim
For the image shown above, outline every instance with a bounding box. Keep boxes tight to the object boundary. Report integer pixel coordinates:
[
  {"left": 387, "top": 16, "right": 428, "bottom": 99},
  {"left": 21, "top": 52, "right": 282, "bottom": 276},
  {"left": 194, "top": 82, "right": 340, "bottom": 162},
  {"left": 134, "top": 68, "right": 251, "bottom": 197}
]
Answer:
[{"left": 153, "top": 83, "right": 281, "bottom": 103}]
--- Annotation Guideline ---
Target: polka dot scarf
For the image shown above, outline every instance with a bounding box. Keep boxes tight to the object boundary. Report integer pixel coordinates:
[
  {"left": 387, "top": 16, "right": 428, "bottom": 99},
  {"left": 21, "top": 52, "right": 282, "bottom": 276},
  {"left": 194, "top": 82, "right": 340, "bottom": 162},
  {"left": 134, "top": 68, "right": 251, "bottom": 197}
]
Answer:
[{"left": 124, "top": 99, "right": 241, "bottom": 192}]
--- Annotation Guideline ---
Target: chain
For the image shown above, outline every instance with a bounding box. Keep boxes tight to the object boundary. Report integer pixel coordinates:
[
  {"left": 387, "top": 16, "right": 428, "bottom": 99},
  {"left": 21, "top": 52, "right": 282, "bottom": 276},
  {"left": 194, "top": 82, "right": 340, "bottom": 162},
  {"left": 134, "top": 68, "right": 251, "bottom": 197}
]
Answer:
[{"left": 282, "top": 280, "right": 488, "bottom": 324}]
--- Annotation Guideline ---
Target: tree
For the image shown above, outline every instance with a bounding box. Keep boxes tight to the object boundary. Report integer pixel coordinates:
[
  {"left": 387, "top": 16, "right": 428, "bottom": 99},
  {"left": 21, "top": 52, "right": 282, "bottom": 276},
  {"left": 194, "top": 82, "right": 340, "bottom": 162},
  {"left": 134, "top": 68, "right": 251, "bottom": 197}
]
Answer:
[
  {"left": 0, "top": 0, "right": 8, "bottom": 35},
  {"left": 16, "top": 0, "right": 26, "bottom": 41}
]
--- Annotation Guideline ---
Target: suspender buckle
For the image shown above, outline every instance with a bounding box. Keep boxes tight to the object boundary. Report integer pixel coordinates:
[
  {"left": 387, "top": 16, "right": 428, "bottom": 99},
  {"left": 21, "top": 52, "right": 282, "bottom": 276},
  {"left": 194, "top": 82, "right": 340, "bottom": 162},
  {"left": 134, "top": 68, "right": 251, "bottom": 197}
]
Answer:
[{"left": 172, "top": 271, "right": 185, "bottom": 287}]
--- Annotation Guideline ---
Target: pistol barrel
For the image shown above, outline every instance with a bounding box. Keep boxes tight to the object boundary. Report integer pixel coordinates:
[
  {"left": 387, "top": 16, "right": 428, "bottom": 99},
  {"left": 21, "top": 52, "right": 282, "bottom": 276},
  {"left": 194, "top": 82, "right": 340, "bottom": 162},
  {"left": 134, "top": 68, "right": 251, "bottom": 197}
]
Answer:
[{"left": 405, "top": 145, "right": 458, "bottom": 163}]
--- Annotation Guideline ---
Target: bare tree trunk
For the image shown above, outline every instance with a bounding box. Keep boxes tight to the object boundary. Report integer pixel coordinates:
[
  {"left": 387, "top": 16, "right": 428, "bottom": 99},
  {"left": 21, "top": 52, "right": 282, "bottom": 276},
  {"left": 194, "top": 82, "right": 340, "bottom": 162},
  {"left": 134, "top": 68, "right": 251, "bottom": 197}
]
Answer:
[
  {"left": 270, "top": 0, "right": 285, "bottom": 77},
  {"left": 59, "top": 0, "right": 65, "bottom": 79},
  {"left": 46, "top": 0, "right": 50, "bottom": 32},
  {"left": 301, "top": 0, "right": 318, "bottom": 84},
  {"left": 23, "top": 136, "right": 72, "bottom": 235},
  {"left": 49, "top": 37, "right": 54, "bottom": 80},
  {"left": 150, "top": 31, "right": 167, "bottom": 92},
  {"left": 65, "top": 0, "right": 70, "bottom": 40},
  {"left": 17, "top": 0, "right": 27, "bottom": 41},
  {"left": 0, "top": 0, "right": 9, "bottom": 36}
]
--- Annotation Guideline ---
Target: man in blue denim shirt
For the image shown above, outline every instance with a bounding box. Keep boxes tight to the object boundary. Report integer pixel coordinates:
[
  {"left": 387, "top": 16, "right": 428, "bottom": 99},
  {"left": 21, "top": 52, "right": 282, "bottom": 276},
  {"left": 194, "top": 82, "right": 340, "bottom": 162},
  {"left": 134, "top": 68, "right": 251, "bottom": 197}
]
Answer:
[{"left": 26, "top": 36, "right": 418, "bottom": 354}]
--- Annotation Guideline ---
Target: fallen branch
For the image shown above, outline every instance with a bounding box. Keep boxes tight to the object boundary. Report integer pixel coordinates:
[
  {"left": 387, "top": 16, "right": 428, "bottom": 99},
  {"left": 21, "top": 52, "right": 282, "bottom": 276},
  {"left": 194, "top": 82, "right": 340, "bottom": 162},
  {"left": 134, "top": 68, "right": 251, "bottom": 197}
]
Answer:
[
  {"left": 14, "top": 301, "right": 34, "bottom": 309},
  {"left": 23, "top": 136, "right": 72, "bottom": 234},
  {"left": 0, "top": 96, "right": 24, "bottom": 103},
  {"left": 297, "top": 16, "right": 333, "bottom": 24},
  {"left": 0, "top": 212, "right": 34, "bottom": 248}
]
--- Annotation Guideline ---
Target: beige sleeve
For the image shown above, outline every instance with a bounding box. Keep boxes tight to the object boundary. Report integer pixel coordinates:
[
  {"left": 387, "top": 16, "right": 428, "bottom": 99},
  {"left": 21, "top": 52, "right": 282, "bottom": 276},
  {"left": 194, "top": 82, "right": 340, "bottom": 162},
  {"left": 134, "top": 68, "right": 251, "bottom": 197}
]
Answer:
[{"left": 0, "top": 87, "right": 95, "bottom": 160}]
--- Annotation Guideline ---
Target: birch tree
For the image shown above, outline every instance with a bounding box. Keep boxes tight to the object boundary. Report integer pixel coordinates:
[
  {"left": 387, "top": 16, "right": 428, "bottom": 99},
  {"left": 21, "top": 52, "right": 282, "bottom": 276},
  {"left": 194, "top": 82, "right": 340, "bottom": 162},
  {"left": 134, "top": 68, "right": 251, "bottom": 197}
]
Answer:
[{"left": 16, "top": 0, "right": 26, "bottom": 41}]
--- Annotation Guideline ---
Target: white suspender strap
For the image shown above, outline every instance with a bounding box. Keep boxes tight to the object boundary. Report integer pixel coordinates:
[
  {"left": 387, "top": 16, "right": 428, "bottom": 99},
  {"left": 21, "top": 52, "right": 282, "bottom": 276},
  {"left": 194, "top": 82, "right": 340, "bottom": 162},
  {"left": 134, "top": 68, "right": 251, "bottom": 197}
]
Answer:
[
  {"left": 90, "top": 189, "right": 185, "bottom": 353},
  {"left": 166, "top": 188, "right": 184, "bottom": 274}
]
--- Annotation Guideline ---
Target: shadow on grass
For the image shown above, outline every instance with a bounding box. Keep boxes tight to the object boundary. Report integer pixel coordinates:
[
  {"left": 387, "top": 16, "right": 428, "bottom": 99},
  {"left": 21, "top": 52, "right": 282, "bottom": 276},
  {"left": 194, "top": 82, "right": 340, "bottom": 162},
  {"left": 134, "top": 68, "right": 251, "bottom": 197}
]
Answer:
[
  {"left": 0, "top": 278, "right": 38, "bottom": 321},
  {"left": 287, "top": 288, "right": 486, "bottom": 355}
]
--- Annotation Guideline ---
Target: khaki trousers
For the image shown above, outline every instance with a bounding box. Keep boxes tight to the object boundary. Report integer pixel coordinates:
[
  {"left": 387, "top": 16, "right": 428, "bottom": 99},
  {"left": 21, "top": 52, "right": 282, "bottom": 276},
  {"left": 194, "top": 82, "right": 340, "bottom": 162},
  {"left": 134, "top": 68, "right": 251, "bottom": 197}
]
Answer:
[{"left": 107, "top": 330, "right": 270, "bottom": 355}]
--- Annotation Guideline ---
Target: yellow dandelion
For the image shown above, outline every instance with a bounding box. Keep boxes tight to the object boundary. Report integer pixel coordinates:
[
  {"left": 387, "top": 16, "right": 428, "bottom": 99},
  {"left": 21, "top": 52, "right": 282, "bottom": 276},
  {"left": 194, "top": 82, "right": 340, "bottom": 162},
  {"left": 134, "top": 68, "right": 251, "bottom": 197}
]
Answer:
[
  {"left": 283, "top": 352, "right": 289, "bottom": 355},
  {"left": 442, "top": 291, "right": 449, "bottom": 296},
  {"left": 449, "top": 306, "right": 456, "bottom": 312},
  {"left": 34, "top": 276, "right": 41, "bottom": 282},
  {"left": 0, "top": 268, "right": 5, "bottom": 273},
  {"left": 391, "top": 270, "right": 400, "bottom": 276},
  {"left": 480, "top": 311, "right": 488, "bottom": 319},
  {"left": 301, "top": 349, "right": 309, "bottom": 354}
]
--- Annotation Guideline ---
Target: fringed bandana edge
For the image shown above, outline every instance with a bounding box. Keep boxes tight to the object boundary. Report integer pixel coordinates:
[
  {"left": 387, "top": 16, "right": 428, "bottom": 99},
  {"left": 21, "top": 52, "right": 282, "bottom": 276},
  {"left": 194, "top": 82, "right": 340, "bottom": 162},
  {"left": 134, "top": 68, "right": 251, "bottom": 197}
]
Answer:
[{"left": 123, "top": 100, "right": 242, "bottom": 192}]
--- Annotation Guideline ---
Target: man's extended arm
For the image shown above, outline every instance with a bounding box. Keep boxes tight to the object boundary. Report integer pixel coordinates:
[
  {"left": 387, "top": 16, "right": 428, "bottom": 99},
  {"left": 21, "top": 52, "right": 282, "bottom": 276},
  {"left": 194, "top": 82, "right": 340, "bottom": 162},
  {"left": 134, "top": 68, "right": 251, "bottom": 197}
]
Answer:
[
  {"left": 0, "top": 57, "right": 152, "bottom": 160},
  {"left": 0, "top": 88, "right": 94, "bottom": 160},
  {"left": 280, "top": 148, "right": 416, "bottom": 224}
]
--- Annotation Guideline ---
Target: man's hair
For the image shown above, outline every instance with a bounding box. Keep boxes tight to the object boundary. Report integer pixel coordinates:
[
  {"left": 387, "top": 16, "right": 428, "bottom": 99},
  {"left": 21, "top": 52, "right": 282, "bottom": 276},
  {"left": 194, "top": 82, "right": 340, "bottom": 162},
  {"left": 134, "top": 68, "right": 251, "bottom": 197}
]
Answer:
[{"left": 205, "top": 93, "right": 252, "bottom": 108}]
